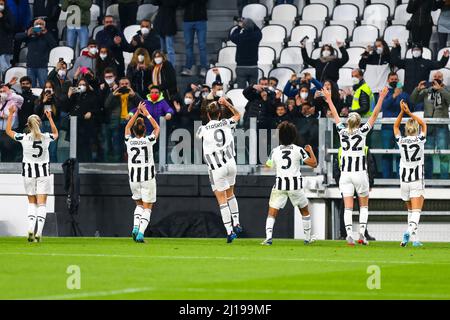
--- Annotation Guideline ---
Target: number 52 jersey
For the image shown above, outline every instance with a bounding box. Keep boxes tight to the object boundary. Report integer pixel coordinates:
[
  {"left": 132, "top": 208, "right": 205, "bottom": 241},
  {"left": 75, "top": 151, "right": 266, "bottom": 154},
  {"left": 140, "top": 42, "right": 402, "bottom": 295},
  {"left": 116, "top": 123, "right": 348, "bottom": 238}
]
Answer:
[
  {"left": 125, "top": 134, "right": 157, "bottom": 182},
  {"left": 336, "top": 122, "right": 371, "bottom": 172}
]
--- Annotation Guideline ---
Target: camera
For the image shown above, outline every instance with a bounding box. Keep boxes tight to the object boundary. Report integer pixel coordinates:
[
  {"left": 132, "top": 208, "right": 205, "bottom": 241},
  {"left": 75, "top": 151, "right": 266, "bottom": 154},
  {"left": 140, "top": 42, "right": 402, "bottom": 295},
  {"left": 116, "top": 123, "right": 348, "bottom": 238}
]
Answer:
[
  {"left": 71, "top": 87, "right": 80, "bottom": 93},
  {"left": 118, "top": 86, "right": 130, "bottom": 94},
  {"left": 32, "top": 26, "right": 42, "bottom": 33}
]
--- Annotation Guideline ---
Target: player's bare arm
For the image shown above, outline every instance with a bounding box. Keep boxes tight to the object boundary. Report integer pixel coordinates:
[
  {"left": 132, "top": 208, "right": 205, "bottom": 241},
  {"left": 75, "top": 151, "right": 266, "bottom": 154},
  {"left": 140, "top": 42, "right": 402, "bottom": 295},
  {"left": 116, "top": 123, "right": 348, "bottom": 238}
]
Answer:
[
  {"left": 218, "top": 97, "right": 241, "bottom": 123},
  {"left": 139, "top": 103, "right": 160, "bottom": 139},
  {"left": 321, "top": 88, "right": 340, "bottom": 125},
  {"left": 393, "top": 104, "right": 404, "bottom": 138},
  {"left": 45, "top": 109, "right": 59, "bottom": 140},
  {"left": 304, "top": 145, "right": 317, "bottom": 168},
  {"left": 125, "top": 104, "right": 142, "bottom": 136},
  {"left": 368, "top": 86, "right": 389, "bottom": 128},
  {"left": 401, "top": 100, "right": 427, "bottom": 136}
]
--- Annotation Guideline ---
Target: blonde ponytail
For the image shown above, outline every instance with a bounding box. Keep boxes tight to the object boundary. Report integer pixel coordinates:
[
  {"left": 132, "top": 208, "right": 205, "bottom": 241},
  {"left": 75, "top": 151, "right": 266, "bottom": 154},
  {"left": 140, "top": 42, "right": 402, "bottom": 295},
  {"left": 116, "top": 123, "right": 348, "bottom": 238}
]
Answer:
[
  {"left": 27, "top": 115, "right": 43, "bottom": 140},
  {"left": 405, "top": 119, "right": 419, "bottom": 136},
  {"left": 347, "top": 112, "right": 361, "bottom": 134}
]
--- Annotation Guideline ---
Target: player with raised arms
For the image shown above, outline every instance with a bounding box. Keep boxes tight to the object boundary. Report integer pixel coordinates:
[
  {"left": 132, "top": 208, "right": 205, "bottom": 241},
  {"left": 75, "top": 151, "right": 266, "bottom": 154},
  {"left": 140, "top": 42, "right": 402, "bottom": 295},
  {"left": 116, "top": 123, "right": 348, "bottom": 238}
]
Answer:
[
  {"left": 196, "top": 97, "right": 241, "bottom": 243},
  {"left": 262, "top": 121, "right": 318, "bottom": 246},
  {"left": 394, "top": 100, "right": 427, "bottom": 247},
  {"left": 125, "top": 102, "right": 160, "bottom": 243},
  {"left": 6, "top": 106, "right": 58, "bottom": 243},
  {"left": 323, "top": 86, "right": 389, "bottom": 246}
]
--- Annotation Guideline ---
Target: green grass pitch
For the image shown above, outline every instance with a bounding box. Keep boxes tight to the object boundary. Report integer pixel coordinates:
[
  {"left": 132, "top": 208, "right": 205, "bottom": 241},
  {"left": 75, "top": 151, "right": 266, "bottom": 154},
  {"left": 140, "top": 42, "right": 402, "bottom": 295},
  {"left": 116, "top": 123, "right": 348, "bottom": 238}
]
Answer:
[{"left": 0, "top": 237, "right": 449, "bottom": 300}]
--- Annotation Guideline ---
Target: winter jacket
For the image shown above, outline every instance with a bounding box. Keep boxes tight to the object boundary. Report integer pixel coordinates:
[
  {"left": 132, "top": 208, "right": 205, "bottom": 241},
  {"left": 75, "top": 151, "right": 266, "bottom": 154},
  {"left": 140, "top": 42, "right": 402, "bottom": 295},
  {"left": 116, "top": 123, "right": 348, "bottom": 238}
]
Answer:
[
  {"left": 68, "top": 90, "right": 99, "bottom": 119},
  {"left": 18, "top": 90, "right": 38, "bottom": 131},
  {"left": 69, "top": 50, "right": 97, "bottom": 79},
  {"left": 230, "top": 24, "right": 262, "bottom": 66},
  {"left": 0, "top": 7, "right": 15, "bottom": 55},
  {"left": 48, "top": 69, "right": 72, "bottom": 100},
  {"left": 25, "top": 32, "right": 57, "bottom": 68},
  {"left": 61, "top": 0, "right": 92, "bottom": 27},
  {"left": 126, "top": 64, "right": 152, "bottom": 99},
  {"left": 180, "top": 0, "right": 208, "bottom": 22},
  {"left": 149, "top": 61, "right": 178, "bottom": 100},
  {"left": 96, "top": 55, "right": 119, "bottom": 79},
  {"left": 301, "top": 46, "right": 349, "bottom": 83},
  {"left": 104, "top": 91, "right": 143, "bottom": 123},
  {"left": 33, "top": 0, "right": 61, "bottom": 31},
  {"left": 382, "top": 87, "right": 410, "bottom": 119},
  {"left": 242, "top": 86, "right": 273, "bottom": 129},
  {"left": 152, "top": 0, "right": 179, "bottom": 37},
  {"left": 407, "top": 0, "right": 437, "bottom": 27},
  {"left": 130, "top": 29, "right": 161, "bottom": 57},
  {"left": 358, "top": 51, "right": 391, "bottom": 70},
  {"left": 411, "top": 85, "right": 450, "bottom": 118},
  {"left": 283, "top": 78, "right": 321, "bottom": 98},
  {"left": 0, "top": 92, "right": 24, "bottom": 130},
  {"left": 6, "top": 0, "right": 30, "bottom": 32},
  {"left": 130, "top": 93, "right": 174, "bottom": 132}
]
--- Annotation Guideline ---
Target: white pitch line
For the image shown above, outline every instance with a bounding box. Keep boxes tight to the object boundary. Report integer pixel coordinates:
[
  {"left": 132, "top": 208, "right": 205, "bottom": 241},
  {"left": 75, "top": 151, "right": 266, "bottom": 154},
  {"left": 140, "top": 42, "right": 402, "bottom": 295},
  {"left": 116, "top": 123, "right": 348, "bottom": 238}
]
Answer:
[
  {"left": 1, "top": 251, "right": 450, "bottom": 265},
  {"left": 23, "top": 286, "right": 450, "bottom": 300}
]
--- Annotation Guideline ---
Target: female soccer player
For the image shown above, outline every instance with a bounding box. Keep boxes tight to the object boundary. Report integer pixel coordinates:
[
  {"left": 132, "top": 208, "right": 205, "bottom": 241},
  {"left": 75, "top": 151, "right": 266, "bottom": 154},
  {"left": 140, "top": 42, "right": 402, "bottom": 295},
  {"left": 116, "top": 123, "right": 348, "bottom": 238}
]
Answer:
[
  {"left": 6, "top": 106, "right": 58, "bottom": 243},
  {"left": 394, "top": 100, "right": 427, "bottom": 247},
  {"left": 125, "top": 102, "right": 160, "bottom": 243},
  {"left": 262, "top": 121, "right": 317, "bottom": 246},
  {"left": 323, "top": 86, "right": 389, "bottom": 246}
]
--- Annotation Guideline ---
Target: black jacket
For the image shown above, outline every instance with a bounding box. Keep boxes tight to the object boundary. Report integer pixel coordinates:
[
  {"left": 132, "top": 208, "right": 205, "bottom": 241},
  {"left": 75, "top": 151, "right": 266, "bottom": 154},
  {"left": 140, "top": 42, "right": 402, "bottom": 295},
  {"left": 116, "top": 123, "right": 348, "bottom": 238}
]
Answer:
[
  {"left": 358, "top": 51, "right": 391, "bottom": 70},
  {"left": 242, "top": 86, "right": 273, "bottom": 129},
  {"left": 407, "top": 0, "right": 437, "bottom": 27},
  {"left": 96, "top": 55, "right": 119, "bottom": 79},
  {"left": 152, "top": 0, "right": 179, "bottom": 37},
  {"left": 391, "top": 45, "right": 449, "bottom": 94},
  {"left": 180, "top": 0, "right": 207, "bottom": 22},
  {"left": 0, "top": 8, "right": 15, "bottom": 55},
  {"left": 230, "top": 25, "right": 262, "bottom": 66},
  {"left": 68, "top": 90, "right": 100, "bottom": 120},
  {"left": 175, "top": 101, "right": 201, "bottom": 130},
  {"left": 150, "top": 61, "right": 178, "bottom": 101},
  {"left": 33, "top": 0, "right": 60, "bottom": 32},
  {"left": 130, "top": 30, "right": 161, "bottom": 57},
  {"left": 301, "top": 46, "right": 349, "bottom": 83},
  {"left": 25, "top": 32, "right": 57, "bottom": 68},
  {"left": 126, "top": 65, "right": 152, "bottom": 99},
  {"left": 18, "top": 90, "right": 38, "bottom": 131}
]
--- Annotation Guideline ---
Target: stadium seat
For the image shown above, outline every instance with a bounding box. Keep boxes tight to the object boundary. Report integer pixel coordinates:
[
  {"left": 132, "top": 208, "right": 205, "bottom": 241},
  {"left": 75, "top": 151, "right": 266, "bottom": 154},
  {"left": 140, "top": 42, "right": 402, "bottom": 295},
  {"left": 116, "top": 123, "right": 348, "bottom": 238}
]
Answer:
[
  {"left": 343, "top": 47, "right": 365, "bottom": 69},
  {"left": 4, "top": 67, "right": 27, "bottom": 84},
  {"left": 261, "top": 25, "right": 287, "bottom": 58},
  {"left": 279, "top": 46, "right": 304, "bottom": 72},
  {"left": 350, "top": 25, "right": 379, "bottom": 47},
  {"left": 337, "top": 67, "right": 353, "bottom": 88},
  {"left": 89, "top": 4, "right": 101, "bottom": 35},
  {"left": 58, "top": 10, "right": 68, "bottom": 41},
  {"left": 260, "top": 0, "right": 274, "bottom": 14},
  {"left": 48, "top": 46, "right": 75, "bottom": 67},
  {"left": 392, "top": 4, "right": 411, "bottom": 26},
  {"left": 137, "top": 4, "right": 158, "bottom": 22},
  {"left": 123, "top": 52, "right": 133, "bottom": 70},
  {"left": 242, "top": 4, "right": 267, "bottom": 29},
  {"left": 340, "top": 0, "right": 365, "bottom": 18},
  {"left": 225, "top": 89, "right": 247, "bottom": 116},
  {"left": 17, "top": 47, "right": 28, "bottom": 67},
  {"left": 92, "top": 25, "right": 104, "bottom": 38},
  {"left": 268, "top": 67, "right": 296, "bottom": 91},
  {"left": 437, "top": 48, "right": 450, "bottom": 68},
  {"left": 123, "top": 25, "right": 140, "bottom": 43},
  {"left": 429, "top": 68, "right": 450, "bottom": 84},
  {"left": 320, "top": 25, "right": 348, "bottom": 46},
  {"left": 371, "top": 0, "right": 396, "bottom": 17},
  {"left": 309, "top": 0, "right": 334, "bottom": 14},
  {"left": 205, "top": 67, "right": 233, "bottom": 90},
  {"left": 269, "top": 4, "right": 298, "bottom": 36},
  {"left": 330, "top": 4, "right": 359, "bottom": 35},
  {"left": 31, "top": 88, "right": 43, "bottom": 97},
  {"left": 362, "top": 4, "right": 390, "bottom": 33},
  {"left": 217, "top": 47, "right": 237, "bottom": 77},
  {"left": 383, "top": 25, "right": 410, "bottom": 48},
  {"left": 397, "top": 68, "right": 405, "bottom": 84},
  {"left": 432, "top": 9, "right": 441, "bottom": 25},
  {"left": 288, "top": 25, "right": 317, "bottom": 51},
  {"left": 405, "top": 47, "right": 433, "bottom": 60},
  {"left": 299, "top": 4, "right": 328, "bottom": 35},
  {"left": 106, "top": 4, "right": 120, "bottom": 20},
  {"left": 258, "top": 46, "right": 277, "bottom": 76}
]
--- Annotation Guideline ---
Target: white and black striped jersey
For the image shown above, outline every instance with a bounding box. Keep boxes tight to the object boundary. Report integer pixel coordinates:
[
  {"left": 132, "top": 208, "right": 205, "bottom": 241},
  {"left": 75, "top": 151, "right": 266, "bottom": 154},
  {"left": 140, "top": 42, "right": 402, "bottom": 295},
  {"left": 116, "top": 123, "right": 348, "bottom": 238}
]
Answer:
[
  {"left": 336, "top": 122, "right": 371, "bottom": 172},
  {"left": 196, "top": 118, "right": 237, "bottom": 170},
  {"left": 14, "top": 132, "right": 55, "bottom": 178},
  {"left": 395, "top": 133, "right": 426, "bottom": 183},
  {"left": 267, "top": 144, "right": 310, "bottom": 191},
  {"left": 125, "top": 134, "right": 157, "bottom": 182}
]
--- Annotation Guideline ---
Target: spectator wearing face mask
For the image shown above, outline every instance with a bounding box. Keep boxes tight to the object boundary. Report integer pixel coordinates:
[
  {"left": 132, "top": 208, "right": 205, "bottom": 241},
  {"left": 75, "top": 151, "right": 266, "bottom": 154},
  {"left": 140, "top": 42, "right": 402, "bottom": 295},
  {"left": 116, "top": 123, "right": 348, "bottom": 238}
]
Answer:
[
  {"left": 17, "top": 76, "right": 38, "bottom": 132},
  {"left": 349, "top": 68, "right": 375, "bottom": 118},
  {"left": 313, "top": 79, "right": 341, "bottom": 118},
  {"left": 283, "top": 72, "right": 321, "bottom": 98},
  {"left": 411, "top": 70, "right": 450, "bottom": 179},
  {"left": 126, "top": 48, "right": 152, "bottom": 99},
  {"left": 391, "top": 40, "right": 450, "bottom": 94},
  {"left": 25, "top": 18, "right": 57, "bottom": 88},
  {"left": 129, "top": 19, "right": 161, "bottom": 57},
  {"left": 33, "top": 0, "right": 60, "bottom": 42},
  {"left": 173, "top": 91, "right": 201, "bottom": 131},
  {"left": 96, "top": 46, "right": 119, "bottom": 80},
  {"left": 70, "top": 39, "right": 99, "bottom": 79},
  {"left": 200, "top": 81, "right": 233, "bottom": 124},
  {"left": 48, "top": 60, "right": 72, "bottom": 130},
  {"left": 301, "top": 41, "right": 349, "bottom": 83},
  {"left": 152, "top": 0, "right": 178, "bottom": 67},
  {"left": 296, "top": 102, "right": 319, "bottom": 157},
  {"left": 0, "top": 0, "right": 15, "bottom": 76},
  {"left": 242, "top": 83, "right": 276, "bottom": 129},
  {"left": 149, "top": 50, "right": 178, "bottom": 102},
  {"left": 61, "top": 0, "right": 92, "bottom": 54}
]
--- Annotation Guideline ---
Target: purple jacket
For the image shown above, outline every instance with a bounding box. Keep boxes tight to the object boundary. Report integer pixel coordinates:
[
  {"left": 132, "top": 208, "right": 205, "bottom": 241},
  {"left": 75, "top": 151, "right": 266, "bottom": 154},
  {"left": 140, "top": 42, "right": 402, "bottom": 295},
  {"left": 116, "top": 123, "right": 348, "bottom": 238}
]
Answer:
[{"left": 130, "top": 96, "right": 174, "bottom": 132}]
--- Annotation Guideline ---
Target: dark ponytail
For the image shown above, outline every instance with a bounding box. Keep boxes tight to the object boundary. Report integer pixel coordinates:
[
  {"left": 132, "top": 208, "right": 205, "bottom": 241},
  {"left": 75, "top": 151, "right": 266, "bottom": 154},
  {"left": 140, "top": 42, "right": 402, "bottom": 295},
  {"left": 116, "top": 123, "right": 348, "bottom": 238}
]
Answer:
[{"left": 132, "top": 117, "right": 146, "bottom": 137}]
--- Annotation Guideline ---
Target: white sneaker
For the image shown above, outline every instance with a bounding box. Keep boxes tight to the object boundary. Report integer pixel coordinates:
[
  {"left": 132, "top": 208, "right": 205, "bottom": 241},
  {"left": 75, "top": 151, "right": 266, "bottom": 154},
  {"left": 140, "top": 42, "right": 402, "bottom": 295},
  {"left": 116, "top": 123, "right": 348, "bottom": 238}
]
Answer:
[
  {"left": 346, "top": 235, "right": 355, "bottom": 246},
  {"left": 199, "top": 68, "right": 207, "bottom": 77},
  {"left": 181, "top": 67, "right": 194, "bottom": 76}
]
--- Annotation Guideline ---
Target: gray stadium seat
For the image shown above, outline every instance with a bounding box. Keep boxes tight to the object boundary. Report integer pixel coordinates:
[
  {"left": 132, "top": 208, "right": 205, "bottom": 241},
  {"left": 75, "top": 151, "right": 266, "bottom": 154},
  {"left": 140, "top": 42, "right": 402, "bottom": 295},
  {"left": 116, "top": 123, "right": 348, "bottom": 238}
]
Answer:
[
  {"left": 205, "top": 67, "right": 233, "bottom": 90},
  {"left": 48, "top": 46, "right": 75, "bottom": 68},
  {"left": 371, "top": 0, "right": 396, "bottom": 17},
  {"left": 437, "top": 48, "right": 450, "bottom": 68},
  {"left": 384, "top": 25, "right": 410, "bottom": 48},
  {"left": 269, "top": 4, "right": 298, "bottom": 36},
  {"left": 309, "top": 0, "right": 334, "bottom": 15},
  {"left": 299, "top": 4, "right": 328, "bottom": 35},
  {"left": 242, "top": 4, "right": 267, "bottom": 29},
  {"left": 279, "top": 46, "right": 304, "bottom": 72},
  {"left": 261, "top": 25, "right": 287, "bottom": 58},
  {"left": 392, "top": 4, "right": 411, "bottom": 26},
  {"left": 320, "top": 25, "right": 348, "bottom": 46},
  {"left": 362, "top": 4, "right": 390, "bottom": 34},
  {"left": 340, "top": 0, "right": 365, "bottom": 18},
  {"left": 288, "top": 25, "right": 317, "bottom": 52},
  {"left": 337, "top": 67, "right": 353, "bottom": 88},
  {"left": 123, "top": 25, "right": 140, "bottom": 43},
  {"left": 351, "top": 25, "right": 379, "bottom": 47},
  {"left": 225, "top": 89, "right": 247, "bottom": 117},
  {"left": 258, "top": 46, "right": 277, "bottom": 76},
  {"left": 268, "top": 67, "right": 296, "bottom": 91},
  {"left": 406, "top": 47, "right": 433, "bottom": 60},
  {"left": 330, "top": 4, "right": 359, "bottom": 35},
  {"left": 137, "top": 4, "right": 158, "bottom": 22},
  {"left": 343, "top": 47, "right": 365, "bottom": 69},
  {"left": 4, "top": 67, "right": 27, "bottom": 84}
]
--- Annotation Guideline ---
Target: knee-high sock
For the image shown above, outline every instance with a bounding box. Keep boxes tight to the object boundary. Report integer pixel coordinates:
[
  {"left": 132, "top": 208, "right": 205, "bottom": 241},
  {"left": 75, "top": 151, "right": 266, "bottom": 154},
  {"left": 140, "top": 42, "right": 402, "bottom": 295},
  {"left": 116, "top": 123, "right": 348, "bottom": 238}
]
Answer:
[
  {"left": 220, "top": 204, "right": 233, "bottom": 235},
  {"left": 344, "top": 208, "right": 353, "bottom": 237},
  {"left": 302, "top": 215, "right": 312, "bottom": 241},
  {"left": 27, "top": 203, "right": 37, "bottom": 234},
  {"left": 265, "top": 216, "right": 275, "bottom": 240},
  {"left": 35, "top": 205, "right": 47, "bottom": 237},
  {"left": 359, "top": 206, "right": 369, "bottom": 236},
  {"left": 407, "top": 209, "right": 416, "bottom": 241},
  {"left": 139, "top": 208, "right": 152, "bottom": 234},
  {"left": 228, "top": 195, "right": 240, "bottom": 227},
  {"left": 133, "top": 205, "right": 144, "bottom": 229},
  {"left": 407, "top": 209, "right": 421, "bottom": 235}
]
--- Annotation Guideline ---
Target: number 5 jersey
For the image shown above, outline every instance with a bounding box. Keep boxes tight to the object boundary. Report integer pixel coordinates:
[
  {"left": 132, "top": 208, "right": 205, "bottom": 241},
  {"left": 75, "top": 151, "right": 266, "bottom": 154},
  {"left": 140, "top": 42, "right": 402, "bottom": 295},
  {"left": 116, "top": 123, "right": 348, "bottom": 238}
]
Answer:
[{"left": 14, "top": 133, "right": 55, "bottom": 177}]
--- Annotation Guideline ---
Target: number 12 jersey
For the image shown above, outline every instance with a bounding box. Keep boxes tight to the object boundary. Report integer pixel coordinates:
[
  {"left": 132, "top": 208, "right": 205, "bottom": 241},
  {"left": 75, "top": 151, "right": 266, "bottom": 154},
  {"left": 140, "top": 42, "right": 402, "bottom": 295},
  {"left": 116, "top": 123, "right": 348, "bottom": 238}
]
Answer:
[{"left": 395, "top": 133, "right": 426, "bottom": 183}]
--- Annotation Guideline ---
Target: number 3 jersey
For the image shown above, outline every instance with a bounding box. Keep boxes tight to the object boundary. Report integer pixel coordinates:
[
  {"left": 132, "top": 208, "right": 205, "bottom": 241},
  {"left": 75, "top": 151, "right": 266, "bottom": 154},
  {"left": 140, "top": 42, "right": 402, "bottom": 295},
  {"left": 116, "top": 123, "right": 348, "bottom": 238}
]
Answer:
[
  {"left": 14, "top": 132, "right": 55, "bottom": 178},
  {"left": 336, "top": 122, "right": 371, "bottom": 172},
  {"left": 267, "top": 144, "right": 310, "bottom": 191},
  {"left": 196, "top": 118, "right": 237, "bottom": 170},
  {"left": 395, "top": 133, "right": 426, "bottom": 183},
  {"left": 125, "top": 134, "right": 157, "bottom": 182}
]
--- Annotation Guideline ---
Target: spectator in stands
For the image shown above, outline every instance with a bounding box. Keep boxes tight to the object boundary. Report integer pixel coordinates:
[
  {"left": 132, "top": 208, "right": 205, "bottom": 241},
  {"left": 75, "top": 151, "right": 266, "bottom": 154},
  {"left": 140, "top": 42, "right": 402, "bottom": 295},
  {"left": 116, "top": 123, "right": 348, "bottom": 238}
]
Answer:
[
  {"left": 25, "top": 18, "right": 57, "bottom": 88},
  {"left": 104, "top": 76, "right": 142, "bottom": 162},
  {"left": 47, "top": 59, "right": 71, "bottom": 129},
  {"left": 173, "top": 91, "right": 201, "bottom": 131},
  {"left": 406, "top": 0, "right": 438, "bottom": 48},
  {"left": 437, "top": 0, "right": 450, "bottom": 50},
  {"left": 17, "top": 76, "right": 37, "bottom": 132},
  {"left": 68, "top": 78, "right": 99, "bottom": 162},
  {"left": 349, "top": 68, "right": 375, "bottom": 117},
  {"left": 35, "top": 81, "right": 61, "bottom": 162},
  {"left": 129, "top": 19, "right": 161, "bottom": 57},
  {"left": 7, "top": 0, "right": 31, "bottom": 65},
  {"left": 411, "top": 70, "right": 450, "bottom": 179},
  {"left": 149, "top": 50, "right": 178, "bottom": 102},
  {"left": 286, "top": 97, "right": 297, "bottom": 117},
  {"left": 95, "top": 15, "right": 133, "bottom": 77},
  {"left": 126, "top": 48, "right": 152, "bottom": 99},
  {"left": 152, "top": 0, "right": 178, "bottom": 67},
  {"left": 118, "top": 0, "right": 138, "bottom": 31},
  {"left": 96, "top": 46, "right": 119, "bottom": 79},
  {"left": 301, "top": 41, "right": 349, "bottom": 83},
  {"left": 270, "top": 102, "right": 290, "bottom": 129},
  {"left": 230, "top": 17, "right": 262, "bottom": 89},
  {"left": 62, "top": 0, "right": 92, "bottom": 54},
  {"left": 242, "top": 83, "right": 275, "bottom": 129},
  {"left": 283, "top": 72, "right": 321, "bottom": 99},
  {"left": 33, "top": 0, "right": 60, "bottom": 42},
  {"left": 0, "top": 82, "right": 24, "bottom": 161},
  {"left": 268, "top": 77, "right": 279, "bottom": 89},
  {"left": 314, "top": 79, "right": 341, "bottom": 118},
  {"left": 0, "top": 0, "right": 15, "bottom": 75},
  {"left": 200, "top": 81, "right": 233, "bottom": 123},
  {"left": 391, "top": 40, "right": 450, "bottom": 94},
  {"left": 180, "top": 0, "right": 208, "bottom": 77},
  {"left": 70, "top": 39, "right": 98, "bottom": 79},
  {"left": 359, "top": 38, "right": 391, "bottom": 70},
  {"left": 295, "top": 101, "right": 319, "bottom": 157},
  {"left": 381, "top": 72, "right": 409, "bottom": 179}
]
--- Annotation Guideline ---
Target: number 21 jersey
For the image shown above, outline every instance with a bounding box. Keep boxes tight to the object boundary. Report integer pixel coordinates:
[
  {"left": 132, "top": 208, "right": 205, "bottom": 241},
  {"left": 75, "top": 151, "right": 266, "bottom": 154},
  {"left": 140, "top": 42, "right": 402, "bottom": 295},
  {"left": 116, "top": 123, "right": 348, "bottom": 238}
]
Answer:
[
  {"left": 125, "top": 134, "right": 157, "bottom": 182},
  {"left": 337, "top": 122, "right": 371, "bottom": 172}
]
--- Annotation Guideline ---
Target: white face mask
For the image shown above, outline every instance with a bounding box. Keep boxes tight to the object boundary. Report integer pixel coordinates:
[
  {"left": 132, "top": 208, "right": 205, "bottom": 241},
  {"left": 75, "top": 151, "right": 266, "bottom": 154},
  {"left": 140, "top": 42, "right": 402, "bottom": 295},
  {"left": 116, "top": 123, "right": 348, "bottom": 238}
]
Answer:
[
  {"left": 215, "top": 90, "right": 224, "bottom": 97},
  {"left": 78, "top": 85, "right": 87, "bottom": 93},
  {"left": 58, "top": 69, "right": 66, "bottom": 78},
  {"left": 0, "top": 5, "right": 5, "bottom": 11},
  {"left": 202, "top": 92, "right": 209, "bottom": 98},
  {"left": 105, "top": 77, "right": 115, "bottom": 85},
  {"left": 138, "top": 55, "right": 145, "bottom": 63},
  {"left": 300, "top": 92, "right": 308, "bottom": 100},
  {"left": 376, "top": 47, "right": 383, "bottom": 55},
  {"left": 140, "top": 27, "right": 150, "bottom": 35},
  {"left": 412, "top": 50, "right": 422, "bottom": 58},
  {"left": 352, "top": 77, "right": 360, "bottom": 85},
  {"left": 89, "top": 47, "right": 98, "bottom": 55},
  {"left": 0, "top": 92, "right": 8, "bottom": 101},
  {"left": 322, "top": 50, "right": 331, "bottom": 58},
  {"left": 184, "top": 98, "right": 193, "bottom": 105},
  {"left": 154, "top": 57, "right": 163, "bottom": 65},
  {"left": 99, "top": 53, "right": 107, "bottom": 60}
]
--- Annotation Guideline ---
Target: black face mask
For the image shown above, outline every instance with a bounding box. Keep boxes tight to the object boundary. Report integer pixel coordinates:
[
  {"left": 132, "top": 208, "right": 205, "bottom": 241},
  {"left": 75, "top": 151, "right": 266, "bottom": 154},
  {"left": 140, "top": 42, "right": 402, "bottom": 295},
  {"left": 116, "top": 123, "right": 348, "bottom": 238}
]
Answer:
[
  {"left": 389, "top": 81, "right": 398, "bottom": 88},
  {"left": 21, "top": 86, "right": 31, "bottom": 93},
  {"left": 435, "top": 79, "right": 443, "bottom": 85},
  {"left": 105, "top": 25, "right": 116, "bottom": 33}
]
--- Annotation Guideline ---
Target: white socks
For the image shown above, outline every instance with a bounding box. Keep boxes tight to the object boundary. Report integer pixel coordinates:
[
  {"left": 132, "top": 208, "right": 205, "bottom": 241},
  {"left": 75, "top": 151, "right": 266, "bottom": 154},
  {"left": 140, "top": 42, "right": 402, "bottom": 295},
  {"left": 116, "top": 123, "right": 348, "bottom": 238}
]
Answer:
[
  {"left": 302, "top": 214, "right": 312, "bottom": 241},
  {"left": 27, "top": 203, "right": 37, "bottom": 234},
  {"left": 133, "top": 205, "right": 144, "bottom": 229},
  {"left": 359, "top": 206, "right": 369, "bottom": 236},
  {"left": 265, "top": 216, "right": 275, "bottom": 240},
  {"left": 35, "top": 205, "right": 47, "bottom": 237},
  {"left": 220, "top": 204, "right": 233, "bottom": 235},
  {"left": 139, "top": 208, "right": 151, "bottom": 234},
  {"left": 344, "top": 208, "right": 353, "bottom": 237},
  {"left": 407, "top": 209, "right": 421, "bottom": 235},
  {"left": 228, "top": 195, "right": 240, "bottom": 227}
]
